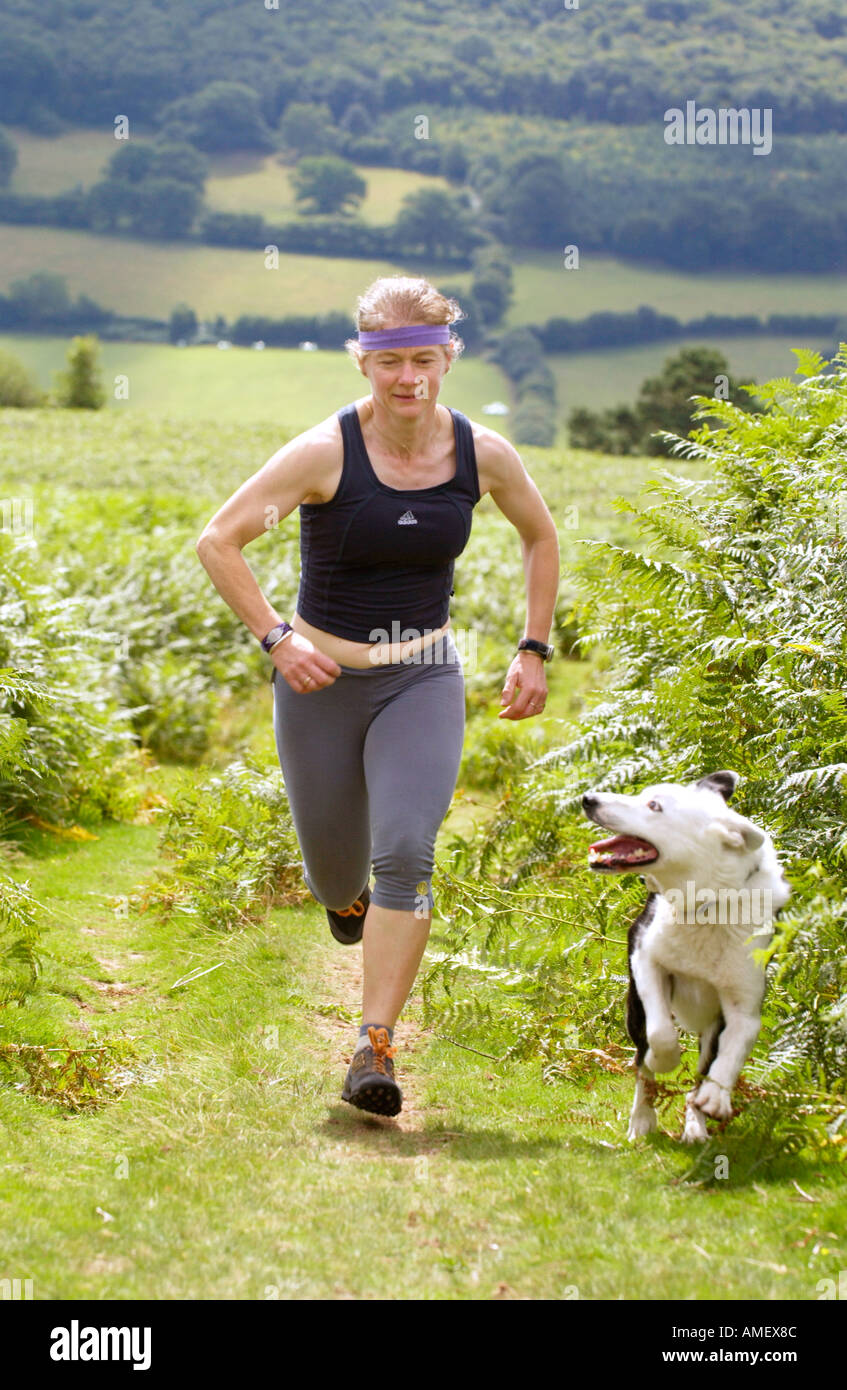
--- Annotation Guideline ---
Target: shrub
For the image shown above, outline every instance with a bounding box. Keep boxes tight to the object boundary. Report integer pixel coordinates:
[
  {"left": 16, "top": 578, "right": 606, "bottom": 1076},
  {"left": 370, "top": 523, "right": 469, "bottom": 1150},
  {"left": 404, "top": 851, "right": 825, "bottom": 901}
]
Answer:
[
  {"left": 0, "top": 350, "right": 43, "bottom": 407},
  {"left": 426, "top": 347, "right": 847, "bottom": 1125},
  {"left": 136, "top": 760, "right": 309, "bottom": 932},
  {"left": 52, "top": 335, "right": 106, "bottom": 410}
]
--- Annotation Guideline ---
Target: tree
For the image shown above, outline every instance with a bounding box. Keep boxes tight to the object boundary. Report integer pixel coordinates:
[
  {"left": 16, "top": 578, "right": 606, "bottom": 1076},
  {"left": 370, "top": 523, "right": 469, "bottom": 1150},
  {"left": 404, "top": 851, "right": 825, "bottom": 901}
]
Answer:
[
  {"left": 0, "top": 31, "right": 59, "bottom": 123},
  {"left": 151, "top": 142, "right": 208, "bottom": 190},
  {"left": 106, "top": 140, "right": 208, "bottom": 191},
  {"left": 394, "top": 188, "right": 478, "bottom": 260},
  {"left": 0, "top": 129, "right": 17, "bottom": 188},
  {"left": 441, "top": 142, "right": 469, "bottom": 184},
  {"left": 636, "top": 346, "right": 752, "bottom": 451},
  {"left": 130, "top": 178, "right": 203, "bottom": 238},
  {"left": 158, "top": 82, "right": 275, "bottom": 153},
  {"left": 169, "top": 304, "right": 198, "bottom": 344},
  {"left": 106, "top": 143, "right": 159, "bottom": 185},
  {"left": 279, "top": 102, "right": 337, "bottom": 158},
  {"left": 340, "top": 102, "right": 371, "bottom": 136},
  {"left": 87, "top": 178, "right": 139, "bottom": 233},
  {"left": 8, "top": 272, "right": 71, "bottom": 324},
  {"left": 567, "top": 347, "right": 762, "bottom": 455},
  {"left": 0, "top": 350, "right": 43, "bottom": 407},
  {"left": 499, "top": 154, "right": 574, "bottom": 247},
  {"left": 291, "top": 156, "right": 366, "bottom": 215},
  {"left": 53, "top": 336, "right": 106, "bottom": 410}
]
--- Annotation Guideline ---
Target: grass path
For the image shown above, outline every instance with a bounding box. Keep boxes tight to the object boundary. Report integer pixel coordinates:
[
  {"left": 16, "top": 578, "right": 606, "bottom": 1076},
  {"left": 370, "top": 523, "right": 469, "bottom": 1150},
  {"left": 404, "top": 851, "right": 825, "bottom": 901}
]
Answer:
[{"left": 2, "top": 810, "right": 844, "bottom": 1301}]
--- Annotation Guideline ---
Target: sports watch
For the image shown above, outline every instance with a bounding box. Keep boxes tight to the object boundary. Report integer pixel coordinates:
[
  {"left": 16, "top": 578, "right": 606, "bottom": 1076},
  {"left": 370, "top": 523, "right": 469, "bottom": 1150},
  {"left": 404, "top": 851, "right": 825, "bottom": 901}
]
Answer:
[
  {"left": 260, "top": 620, "right": 293, "bottom": 653},
  {"left": 518, "top": 636, "right": 554, "bottom": 662}
]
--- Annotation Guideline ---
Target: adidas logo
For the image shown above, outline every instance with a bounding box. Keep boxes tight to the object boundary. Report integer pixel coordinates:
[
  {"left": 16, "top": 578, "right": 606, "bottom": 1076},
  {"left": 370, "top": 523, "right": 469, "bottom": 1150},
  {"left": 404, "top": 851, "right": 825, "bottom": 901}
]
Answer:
[{"left": 397, "top": 510, "right": 418, "bottom": 525}]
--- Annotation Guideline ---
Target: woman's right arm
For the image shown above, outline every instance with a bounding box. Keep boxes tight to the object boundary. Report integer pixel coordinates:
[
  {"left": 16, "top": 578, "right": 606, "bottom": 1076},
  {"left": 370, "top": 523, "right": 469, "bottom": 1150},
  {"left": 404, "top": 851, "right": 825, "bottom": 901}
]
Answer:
[{"left": 195, "top": 425, "right": 343, "bottom": 689}]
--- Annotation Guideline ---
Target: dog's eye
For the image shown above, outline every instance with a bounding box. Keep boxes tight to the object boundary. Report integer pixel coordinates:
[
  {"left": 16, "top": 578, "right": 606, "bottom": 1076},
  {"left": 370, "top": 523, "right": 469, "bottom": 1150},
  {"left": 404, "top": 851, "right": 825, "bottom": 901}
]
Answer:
[{"left": 647, "top": 799, "right": 663, "bottom": 812}]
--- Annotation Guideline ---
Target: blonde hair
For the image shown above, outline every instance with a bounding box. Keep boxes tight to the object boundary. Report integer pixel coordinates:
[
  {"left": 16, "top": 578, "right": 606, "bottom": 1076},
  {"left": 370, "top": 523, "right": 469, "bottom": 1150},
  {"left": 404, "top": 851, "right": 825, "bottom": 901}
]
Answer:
[{"left": 344, "top": 275, "right": 465, "bottom": 366}]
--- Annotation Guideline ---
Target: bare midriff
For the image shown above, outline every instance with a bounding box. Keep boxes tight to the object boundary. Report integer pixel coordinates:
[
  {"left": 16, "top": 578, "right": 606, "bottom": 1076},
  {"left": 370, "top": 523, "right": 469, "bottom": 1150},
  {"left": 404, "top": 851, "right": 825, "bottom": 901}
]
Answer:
[{"left": 291, "top": 610, "right": 451, "bottom": 668}]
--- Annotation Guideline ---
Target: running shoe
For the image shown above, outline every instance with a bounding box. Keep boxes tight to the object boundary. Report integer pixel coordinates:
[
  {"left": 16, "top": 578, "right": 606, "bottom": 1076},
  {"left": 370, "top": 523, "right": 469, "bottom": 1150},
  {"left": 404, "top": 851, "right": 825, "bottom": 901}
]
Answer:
[
  {"left": 326, "top": 884, "right": 370, "bottom": 944},
  {"left": 341, "top": 1026, "right": 402, "bottom": 1116}
]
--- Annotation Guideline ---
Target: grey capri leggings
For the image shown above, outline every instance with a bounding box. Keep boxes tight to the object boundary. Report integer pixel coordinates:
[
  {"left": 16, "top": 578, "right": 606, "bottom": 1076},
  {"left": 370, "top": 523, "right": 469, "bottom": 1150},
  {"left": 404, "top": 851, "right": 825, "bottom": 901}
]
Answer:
[{"left": 271, "top": 629, "right": 465, "bottom": 913}]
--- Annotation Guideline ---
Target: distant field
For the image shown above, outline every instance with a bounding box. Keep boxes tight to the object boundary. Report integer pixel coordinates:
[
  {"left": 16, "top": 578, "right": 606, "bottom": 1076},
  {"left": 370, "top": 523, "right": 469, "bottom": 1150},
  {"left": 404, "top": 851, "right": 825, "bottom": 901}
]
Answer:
[
  {"left": 205, "top": 153, "right": 450, "bottom": 224},
  {"left": 0, "top": 225, "right": 471, "bottom": 320},
  {"left": 2, "top": 330, "right": 827, "bottom": 440},
  {"left": 508, "top": 252, "right": 847, "bottom": 324},
  {"left": 3, "top": 124, "right": 117, "bottom": 194},
  {"left": 0, "top": 334, "right": 512, "bottom": 433},
  {"left": 3, "top": 123, "right": 450, "bottom": 225},
  {"left": 550, "top": 335, "right": 827, "bottom": 434}
]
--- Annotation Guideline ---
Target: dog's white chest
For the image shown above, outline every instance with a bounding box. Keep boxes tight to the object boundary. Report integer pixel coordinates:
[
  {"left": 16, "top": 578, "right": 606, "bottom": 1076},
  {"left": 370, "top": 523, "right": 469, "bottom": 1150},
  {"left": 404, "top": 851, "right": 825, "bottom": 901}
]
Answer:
[{"left": 644, "top": 906, "right": 765, "bottom": 996}]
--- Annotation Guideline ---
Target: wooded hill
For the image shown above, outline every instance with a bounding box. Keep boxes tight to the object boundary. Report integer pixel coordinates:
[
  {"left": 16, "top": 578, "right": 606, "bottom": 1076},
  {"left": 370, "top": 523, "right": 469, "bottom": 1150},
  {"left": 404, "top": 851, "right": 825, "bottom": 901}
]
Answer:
[{"left": 1, "top": 0, "right": 846, "bottom": 272}]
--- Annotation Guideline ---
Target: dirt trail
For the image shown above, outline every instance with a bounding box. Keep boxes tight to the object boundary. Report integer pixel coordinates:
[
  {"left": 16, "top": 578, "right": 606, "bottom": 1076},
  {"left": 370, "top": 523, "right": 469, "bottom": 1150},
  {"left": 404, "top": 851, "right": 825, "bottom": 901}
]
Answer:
[{"left": 310, "top": 944, "right": 429, "bottom": 1133}]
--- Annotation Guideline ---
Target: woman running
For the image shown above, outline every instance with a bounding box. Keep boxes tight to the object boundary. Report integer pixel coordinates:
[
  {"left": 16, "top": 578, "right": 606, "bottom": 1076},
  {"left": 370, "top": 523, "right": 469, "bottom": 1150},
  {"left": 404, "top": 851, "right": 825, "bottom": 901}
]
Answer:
[{"left": 196, "top": 275, "right": 559, "bottom": 1117}]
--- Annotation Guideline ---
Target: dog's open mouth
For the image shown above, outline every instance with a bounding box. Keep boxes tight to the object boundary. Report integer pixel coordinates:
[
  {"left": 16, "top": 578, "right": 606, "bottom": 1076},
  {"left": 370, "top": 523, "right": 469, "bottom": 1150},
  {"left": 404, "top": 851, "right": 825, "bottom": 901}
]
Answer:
[{"left": 588, "top": 834, "right": 659, "bottom": 871}]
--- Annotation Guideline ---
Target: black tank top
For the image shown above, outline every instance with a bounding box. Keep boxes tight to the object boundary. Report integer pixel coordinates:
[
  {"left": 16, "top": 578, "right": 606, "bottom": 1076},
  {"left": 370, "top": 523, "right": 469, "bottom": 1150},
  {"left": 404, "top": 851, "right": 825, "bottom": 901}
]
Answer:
[{"left": 295, "top": 402, "right": 481, "bottom": 643}]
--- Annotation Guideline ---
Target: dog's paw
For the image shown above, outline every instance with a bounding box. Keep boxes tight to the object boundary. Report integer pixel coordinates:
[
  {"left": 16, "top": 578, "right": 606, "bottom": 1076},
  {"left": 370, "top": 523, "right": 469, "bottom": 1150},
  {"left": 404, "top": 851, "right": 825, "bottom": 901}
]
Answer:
[
  {"left": 627, "top": 1106, "right": 658, "bottom": 1141},
  {"left": 645, "top": 1029, "right": 681, "bottom": 1074},
  {"left": 681, "top": 1104, "right": 709, "bottom": 1144},
  {"left": 693, "top": 1079, "right": 733, "bottom": 1119}
]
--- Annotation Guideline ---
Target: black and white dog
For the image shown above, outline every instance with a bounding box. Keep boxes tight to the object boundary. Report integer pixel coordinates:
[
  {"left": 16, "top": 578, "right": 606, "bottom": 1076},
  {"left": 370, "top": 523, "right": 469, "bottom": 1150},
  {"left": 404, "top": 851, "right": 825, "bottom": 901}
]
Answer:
[{"left": 582, "top": 771, "right": 791, "bottom": 1143}]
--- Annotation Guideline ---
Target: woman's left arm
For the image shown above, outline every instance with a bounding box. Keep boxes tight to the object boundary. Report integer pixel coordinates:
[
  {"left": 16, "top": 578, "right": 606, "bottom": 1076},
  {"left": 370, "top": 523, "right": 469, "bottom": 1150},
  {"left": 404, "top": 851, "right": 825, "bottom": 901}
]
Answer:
[{"left": 478, "top": 432, "right": 561, "bottom": 721}]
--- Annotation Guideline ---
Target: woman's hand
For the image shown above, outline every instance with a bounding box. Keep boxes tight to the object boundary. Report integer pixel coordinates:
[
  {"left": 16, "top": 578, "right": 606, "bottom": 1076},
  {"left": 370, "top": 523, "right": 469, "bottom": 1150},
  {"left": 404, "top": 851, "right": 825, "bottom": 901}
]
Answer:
[
  {"left": 498, "top": 652, "right": 548, "bottom": 720},
  {"left": 273, "top": 632, "right": 342, "bottom": 693}
]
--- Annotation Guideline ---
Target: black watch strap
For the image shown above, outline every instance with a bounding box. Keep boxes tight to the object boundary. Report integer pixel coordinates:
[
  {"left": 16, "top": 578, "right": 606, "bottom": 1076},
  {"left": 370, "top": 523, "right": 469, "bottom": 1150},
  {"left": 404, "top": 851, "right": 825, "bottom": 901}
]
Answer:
[
  {"left": 518, "top": 637, "right": 554, "bottom": 662},
  {"left": 260, "top": 621, "right": 293, "bottom": 653}
]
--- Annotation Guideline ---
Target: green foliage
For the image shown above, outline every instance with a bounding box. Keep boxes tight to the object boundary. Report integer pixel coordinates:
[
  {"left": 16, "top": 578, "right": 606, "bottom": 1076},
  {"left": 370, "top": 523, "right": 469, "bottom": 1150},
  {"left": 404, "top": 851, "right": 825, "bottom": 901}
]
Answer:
[
  {"left": 394, "top": 187, "right": 480, "bottom": 261},
  {"left": 158, "top": 81, "right": 275, "bottom": 153},
  {"left": 169, "top": 303, "right": 198, "bottom": 344},
  {"left": 493, "top": 326, "right": 558, "bottom": 445},
  {"left": 137, "top": 760, "right": 309, "bottom": 933},
  {"left": 291, "top": 156, "right": 367, "bottom": 215},
  {"left": 0, "top": 128, "right": 17, "bottom": 188},
  {"left": 279, "top": 102, "right": 338, "bottom": 159},
  {"left": 7, "top": 271, "right": 71, "bottom": 324},
  {"left": 52, "top": 334, "right": 106, "bottom": 409},
  {"left": 428, "top": 347, "right": 847, "bottom": 1128},
  {"left": 0, "top": 349, "right": 43, "bottom": 407},
  {"left": 0, "top": 873, "right": 43, "bottom": 1008},
  {"left": 568, "top": 346, "right": 764, "bottom": 455},
  {"left": 0, "top": 532, "right": 134, "bottom": 826}
]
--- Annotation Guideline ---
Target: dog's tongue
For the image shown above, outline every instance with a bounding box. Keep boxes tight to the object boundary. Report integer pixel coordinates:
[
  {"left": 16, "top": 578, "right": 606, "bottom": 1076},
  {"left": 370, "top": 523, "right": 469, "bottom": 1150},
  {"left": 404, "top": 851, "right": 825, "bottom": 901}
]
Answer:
[{"left": 588, "top": 834, "right": 659, "bottom": 865}]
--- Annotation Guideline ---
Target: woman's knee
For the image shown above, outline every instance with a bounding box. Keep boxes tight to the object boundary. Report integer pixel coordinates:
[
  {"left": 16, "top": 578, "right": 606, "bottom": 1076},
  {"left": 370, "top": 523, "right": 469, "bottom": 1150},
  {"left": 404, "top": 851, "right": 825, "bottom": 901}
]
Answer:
[
  {"left": 370, "top": 822, "right": 436, "bottom": 912},
  {"left": 302, "top": 861, "right": 370, "bottom": 911}
]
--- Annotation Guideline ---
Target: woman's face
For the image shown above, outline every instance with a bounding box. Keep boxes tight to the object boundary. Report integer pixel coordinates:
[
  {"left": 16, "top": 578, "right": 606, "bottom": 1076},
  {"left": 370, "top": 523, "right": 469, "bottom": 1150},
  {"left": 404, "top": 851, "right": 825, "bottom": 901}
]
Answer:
[{"left": 359, "top": 340, "right": 452, "bottom": 412}]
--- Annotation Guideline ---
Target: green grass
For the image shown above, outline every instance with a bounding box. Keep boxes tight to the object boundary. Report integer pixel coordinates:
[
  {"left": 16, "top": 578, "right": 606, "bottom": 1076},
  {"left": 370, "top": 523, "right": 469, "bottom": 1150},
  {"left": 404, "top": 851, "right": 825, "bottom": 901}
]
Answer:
[
  {"left": 507, "top": 251, "right": 847, "bottom": 324},
  {"left": 0, "top": 225, "right": 471, "bottom": 321},
  {"left": 2, "top": 123, "right": 451, "bottom": 226},
  {"left": 0, "top": 336, "right": 511, "bottom": 432},
  {"left": 0, "top": 801, "right": 843, "bottom": 1300},
  {"left": 205, "top": 152, "right": 451, "bottom": 225},
  {"left": 3, "top": 123, "right": 117, "bottom": 195},
  {"left": 549, "top": 335, "right": 822, "bottom": 427}
]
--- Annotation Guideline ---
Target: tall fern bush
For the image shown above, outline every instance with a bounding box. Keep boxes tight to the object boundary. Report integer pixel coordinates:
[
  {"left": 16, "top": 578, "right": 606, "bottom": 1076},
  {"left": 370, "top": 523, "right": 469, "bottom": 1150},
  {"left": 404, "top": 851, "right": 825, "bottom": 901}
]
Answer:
[{"left": 429, "top": 348, "right": 847, "bottom": 1106}]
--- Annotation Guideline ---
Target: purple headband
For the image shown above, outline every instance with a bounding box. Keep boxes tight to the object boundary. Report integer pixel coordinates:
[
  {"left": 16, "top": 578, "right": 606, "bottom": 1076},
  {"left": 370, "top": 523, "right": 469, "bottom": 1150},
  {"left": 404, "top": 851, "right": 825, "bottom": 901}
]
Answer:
[{"left": 357, "top": 324, "right": 451, "bottom": 349}]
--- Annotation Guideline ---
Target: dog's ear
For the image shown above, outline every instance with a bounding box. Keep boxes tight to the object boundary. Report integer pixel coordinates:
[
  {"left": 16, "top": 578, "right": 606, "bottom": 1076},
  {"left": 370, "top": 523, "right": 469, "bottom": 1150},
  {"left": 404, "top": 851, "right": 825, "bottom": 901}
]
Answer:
[
  {"left": 696, "top": 770, "right": 739, "bottom": 802},
  {"left": 709, "top": 816, "right": 766, "bottom": 852}
]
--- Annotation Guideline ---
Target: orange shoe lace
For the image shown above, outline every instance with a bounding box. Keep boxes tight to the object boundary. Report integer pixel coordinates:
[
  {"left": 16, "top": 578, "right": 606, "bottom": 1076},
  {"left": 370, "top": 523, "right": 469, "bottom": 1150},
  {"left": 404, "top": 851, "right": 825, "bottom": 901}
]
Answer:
[
  {"left": 336, "top": 896, "right": 366, "bottom": 918},
  {"left": 367, "top": 1026, "right": 396, "bottom": 1074}
]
